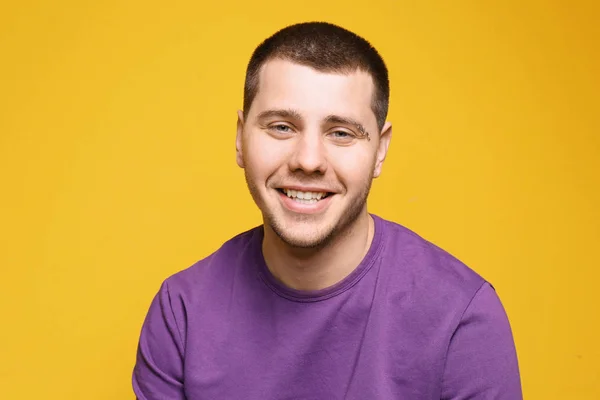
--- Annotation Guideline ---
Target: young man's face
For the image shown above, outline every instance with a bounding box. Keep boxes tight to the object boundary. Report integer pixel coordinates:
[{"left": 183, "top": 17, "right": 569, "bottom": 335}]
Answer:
[{"left": 237, "top": 59, "right": 391, "bottom": 248}]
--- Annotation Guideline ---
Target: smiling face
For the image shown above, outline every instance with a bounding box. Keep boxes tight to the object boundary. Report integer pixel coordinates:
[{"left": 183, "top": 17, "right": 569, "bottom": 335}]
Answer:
[{"left": 237, "top": 59, "right": 391, "bottom": 249}]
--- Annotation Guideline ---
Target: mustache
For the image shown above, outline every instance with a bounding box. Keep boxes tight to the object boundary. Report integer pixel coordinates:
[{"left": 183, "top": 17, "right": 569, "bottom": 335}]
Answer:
[{"left": 268, "top": 175, "right": 343, "bottom": 192}]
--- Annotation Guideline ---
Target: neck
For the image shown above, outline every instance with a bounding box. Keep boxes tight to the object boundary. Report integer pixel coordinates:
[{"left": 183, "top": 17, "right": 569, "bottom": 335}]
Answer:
[{"left": 262, "top": 211, "right": 375, "bottom": 291}]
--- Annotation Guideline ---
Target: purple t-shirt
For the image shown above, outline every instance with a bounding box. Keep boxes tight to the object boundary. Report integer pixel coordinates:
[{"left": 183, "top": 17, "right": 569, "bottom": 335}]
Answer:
[{"left": 133, "top": 215, "right": 522, "bottom": 399}]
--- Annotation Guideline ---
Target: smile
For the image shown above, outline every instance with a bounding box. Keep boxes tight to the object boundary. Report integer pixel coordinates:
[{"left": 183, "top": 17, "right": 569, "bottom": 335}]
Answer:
[{"left": 277, "top": 188, "right": 332, "bottom": 205}]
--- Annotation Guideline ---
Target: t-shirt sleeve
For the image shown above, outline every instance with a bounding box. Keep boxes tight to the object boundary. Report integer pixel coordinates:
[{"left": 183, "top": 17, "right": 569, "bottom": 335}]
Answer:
[
  {"left": 441, "top": 282, "right": 522, "bottom": 399},
  {"left": 132, "top": 281, "right": 186, "bottom": 400}
]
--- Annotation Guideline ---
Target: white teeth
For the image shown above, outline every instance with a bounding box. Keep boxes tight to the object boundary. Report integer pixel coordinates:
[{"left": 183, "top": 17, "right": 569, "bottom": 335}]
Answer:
[
  {"left": 282, "top": 189, "right": 327, "bottom": 201},
  {"left": 294, "top": 198, "right": 317, "bottom": 204}
]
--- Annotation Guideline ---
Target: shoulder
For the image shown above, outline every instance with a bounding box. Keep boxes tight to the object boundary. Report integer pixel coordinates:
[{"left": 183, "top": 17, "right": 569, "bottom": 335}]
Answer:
[
  {"left": 135, "top": 226, "right": 263, "bottom": 359},
  {"left": 160, "top": 225, "right": 262, "bottom": 299},
  {"left": 374, "top": 215, "right": 487, "bottom": 312}
]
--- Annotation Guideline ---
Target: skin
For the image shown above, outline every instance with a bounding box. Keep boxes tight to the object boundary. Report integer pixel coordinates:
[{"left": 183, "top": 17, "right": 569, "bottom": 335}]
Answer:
[{"left": 236, "top": 59, "right": 392, "bottom": 291}]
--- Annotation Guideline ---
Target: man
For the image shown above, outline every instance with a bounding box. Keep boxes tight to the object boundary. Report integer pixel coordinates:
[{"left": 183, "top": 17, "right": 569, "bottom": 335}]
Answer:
[{"left": 133, "top": 22, "right": 522, "bottom": 399}]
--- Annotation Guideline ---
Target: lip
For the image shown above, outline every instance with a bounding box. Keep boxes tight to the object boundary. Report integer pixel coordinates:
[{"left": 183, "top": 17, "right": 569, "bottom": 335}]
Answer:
[
  {"left": 278, "top": 186, "right": 336, "bottom": 194},
  {"left": 277, "top": 189, "right": 334, "bottom": 214}
]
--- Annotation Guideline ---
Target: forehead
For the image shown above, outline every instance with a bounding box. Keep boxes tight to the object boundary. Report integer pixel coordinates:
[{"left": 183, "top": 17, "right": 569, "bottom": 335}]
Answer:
[{"left": 250, "top": 59, "right": 377, "bottom": 126}]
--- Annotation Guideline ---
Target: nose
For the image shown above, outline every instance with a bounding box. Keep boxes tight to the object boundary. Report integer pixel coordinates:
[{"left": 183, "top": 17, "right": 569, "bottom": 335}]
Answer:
[{"left": 288, "top": 131, "right": 328, "bottom": 175}]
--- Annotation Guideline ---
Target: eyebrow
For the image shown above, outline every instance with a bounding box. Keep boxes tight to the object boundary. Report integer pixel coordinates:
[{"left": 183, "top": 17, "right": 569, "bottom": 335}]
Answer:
[
  {"left": 324, "top": 114, "right": 371, "bottom": 140},
  {"left": 256, "top": 109, "right": 303, "bottom": 121},
  {"left": 255, "top": 109, "right": 371, "bottom": 140}
]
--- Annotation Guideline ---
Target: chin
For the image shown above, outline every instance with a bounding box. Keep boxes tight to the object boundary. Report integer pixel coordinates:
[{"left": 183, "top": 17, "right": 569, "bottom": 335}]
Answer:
[
  {"left": 268, "top": 216, "right": 336, "bottom": 249},
  {"left": 275, "top": 229, "right": 334, "bottom": 249}
]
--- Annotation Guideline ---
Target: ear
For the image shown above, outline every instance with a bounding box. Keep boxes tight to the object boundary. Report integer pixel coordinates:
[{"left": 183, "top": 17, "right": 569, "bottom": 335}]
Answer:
[
  {"left": 373, "top": 121, "right": 392, "bottom": 178},
  {"left": 236, "top": 110, "right": 245, "bottom": 168}
]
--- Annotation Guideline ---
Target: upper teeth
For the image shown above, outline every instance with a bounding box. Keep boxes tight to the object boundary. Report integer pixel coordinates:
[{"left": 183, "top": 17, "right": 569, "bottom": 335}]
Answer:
[{"left": 283, "top": 189, "right": 326, "bottom": 200}]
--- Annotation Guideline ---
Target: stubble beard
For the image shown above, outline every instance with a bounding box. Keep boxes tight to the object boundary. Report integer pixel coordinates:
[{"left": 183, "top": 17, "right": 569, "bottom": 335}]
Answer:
[{"left": 244, "top": 169, "right": 374, "bottom": 250}]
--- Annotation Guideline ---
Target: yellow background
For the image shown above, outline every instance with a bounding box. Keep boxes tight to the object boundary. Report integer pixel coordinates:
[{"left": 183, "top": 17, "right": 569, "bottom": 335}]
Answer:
[{"left": 1, "top": 0, "right": 598, "bottom": 398}]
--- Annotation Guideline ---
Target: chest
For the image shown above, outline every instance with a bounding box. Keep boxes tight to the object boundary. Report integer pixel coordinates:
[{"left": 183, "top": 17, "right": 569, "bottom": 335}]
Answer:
[{"left": 181, "top": 292, "right": 448, "bottom": 399}]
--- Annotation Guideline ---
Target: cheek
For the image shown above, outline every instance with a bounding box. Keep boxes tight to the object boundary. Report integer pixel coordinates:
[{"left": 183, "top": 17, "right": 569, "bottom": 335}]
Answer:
[
  {"left": 329, "top": 147, "right": 376, "bottom": 185},
  {"left": 243, "top": 134, "right": 288, "bottom": 179}
]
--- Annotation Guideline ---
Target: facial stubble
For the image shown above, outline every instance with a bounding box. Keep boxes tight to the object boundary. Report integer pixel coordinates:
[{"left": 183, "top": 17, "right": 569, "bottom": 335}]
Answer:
[{"left": 243, "top": 166, "right": 375, "bottom": 250}]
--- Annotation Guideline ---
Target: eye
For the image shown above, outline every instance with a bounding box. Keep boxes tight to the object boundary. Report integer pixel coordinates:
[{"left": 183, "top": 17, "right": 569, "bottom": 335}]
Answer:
[
  {"left": 328, "top": 130, "right": 356, "bottom": 144},
  {"left": 268, "top": 123, "right": 293, "bottom": 134},
  {"left": 331, "top": 131, "right": 350, "bottom": 138}
]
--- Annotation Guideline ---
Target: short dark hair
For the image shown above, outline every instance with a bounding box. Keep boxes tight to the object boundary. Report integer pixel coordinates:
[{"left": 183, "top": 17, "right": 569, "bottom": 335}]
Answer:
[{"left": 243, "top": 22, "right": 390, "bottom": 130}]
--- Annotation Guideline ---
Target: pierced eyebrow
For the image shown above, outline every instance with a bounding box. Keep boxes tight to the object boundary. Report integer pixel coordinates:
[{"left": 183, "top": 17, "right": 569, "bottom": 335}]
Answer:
[
  {"left": 256, "top": 109, "right": 303, "bottom": 121},
  {"left": 255, "top": 110, "right": 371, "bottom": 141},
  {"left": 324, "top": 115, "right": 371, "bottom": 140}
]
